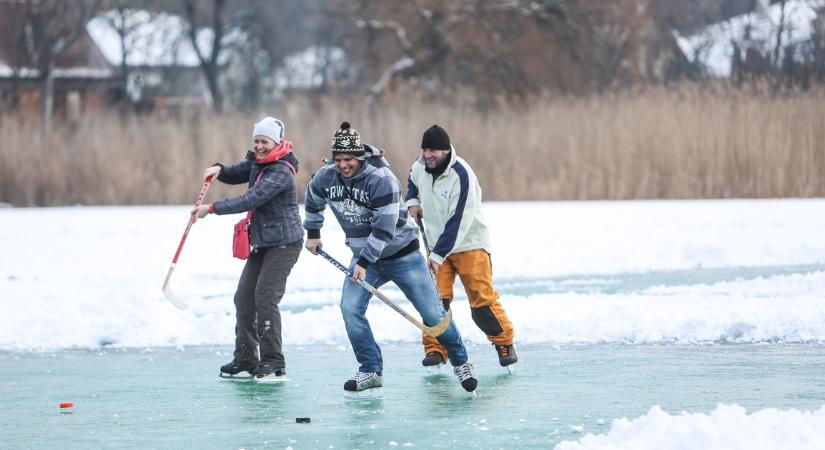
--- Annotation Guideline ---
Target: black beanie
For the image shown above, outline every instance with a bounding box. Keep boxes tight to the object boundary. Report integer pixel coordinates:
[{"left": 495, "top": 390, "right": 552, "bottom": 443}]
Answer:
[{"left": 421, "top": 125, "right": 451, "bottom": 150}]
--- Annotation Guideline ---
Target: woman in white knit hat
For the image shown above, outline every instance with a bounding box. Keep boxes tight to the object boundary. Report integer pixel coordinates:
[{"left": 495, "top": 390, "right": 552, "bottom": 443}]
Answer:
[{"left": 192, "top": 116, "right": 303, "bottom": 382}]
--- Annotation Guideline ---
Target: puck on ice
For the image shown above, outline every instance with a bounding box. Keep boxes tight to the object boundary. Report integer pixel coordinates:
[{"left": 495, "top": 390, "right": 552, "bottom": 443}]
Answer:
[{"left": 296, "top": 417, "right": 310, "bottom": 423}]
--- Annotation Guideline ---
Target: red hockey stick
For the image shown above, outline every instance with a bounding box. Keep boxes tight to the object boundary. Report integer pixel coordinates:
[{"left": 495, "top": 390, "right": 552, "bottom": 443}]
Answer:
[{"left": 162, "top": 176, "right": 213, "bottom": 309}]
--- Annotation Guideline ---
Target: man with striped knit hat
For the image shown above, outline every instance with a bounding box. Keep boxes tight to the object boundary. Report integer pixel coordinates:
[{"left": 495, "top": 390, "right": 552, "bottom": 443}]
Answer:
[{"left": 304, "top": 122, "right": 478, "bottom": 395}]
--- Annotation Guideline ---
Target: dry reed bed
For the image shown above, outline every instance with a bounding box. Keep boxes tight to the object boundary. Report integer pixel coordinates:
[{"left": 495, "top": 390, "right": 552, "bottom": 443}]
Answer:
[{"left": 1, "top": 84, "right": 823, "bottom": 206}]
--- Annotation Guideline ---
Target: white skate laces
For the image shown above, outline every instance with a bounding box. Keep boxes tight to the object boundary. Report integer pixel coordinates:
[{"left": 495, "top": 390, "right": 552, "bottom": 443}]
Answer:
[{"left": 454, "top": 362, "right": 478, "bottom": 392}]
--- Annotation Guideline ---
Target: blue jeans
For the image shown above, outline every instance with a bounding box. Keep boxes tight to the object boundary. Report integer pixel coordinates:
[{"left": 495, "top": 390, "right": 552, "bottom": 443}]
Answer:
[{"left": 341, "top": 250, "right": 469, "bottom": 373}]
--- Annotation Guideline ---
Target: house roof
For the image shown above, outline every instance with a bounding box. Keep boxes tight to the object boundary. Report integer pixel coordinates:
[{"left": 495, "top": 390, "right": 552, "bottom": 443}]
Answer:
[{"left": 0, "top": 2, "right": 116, "bottom": 79}]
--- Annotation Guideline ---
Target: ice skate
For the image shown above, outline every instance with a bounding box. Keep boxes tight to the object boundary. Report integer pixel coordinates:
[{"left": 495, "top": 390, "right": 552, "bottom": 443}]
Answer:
[
  {"left": 219, "top": 360, "right": 256, "bottom": 379},
  {"left": 252, "top": 365, "right": 289, "bottom": 383},
  {"left": 343, "top": 371, "right": 384, "bottom": 400},
  {"left": 422, "top": 352, "right": 447, "bottom": 375},
  {"left": 495, "top": 344, "right": 518, "bottom": 373},
  {"left": 454, "top": 362, "right": 478, "bottom": 392}
]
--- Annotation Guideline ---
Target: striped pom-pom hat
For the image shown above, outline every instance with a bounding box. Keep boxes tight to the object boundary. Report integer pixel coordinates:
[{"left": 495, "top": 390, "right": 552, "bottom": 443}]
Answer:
[{"left": 331, "top": 122, "right": 364, "bottom": 157}]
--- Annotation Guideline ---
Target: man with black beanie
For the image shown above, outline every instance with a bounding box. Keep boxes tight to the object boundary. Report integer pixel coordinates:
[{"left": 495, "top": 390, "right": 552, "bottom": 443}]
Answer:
[{"left": 406, "top": 124, "right": 518, "bottom": 369}]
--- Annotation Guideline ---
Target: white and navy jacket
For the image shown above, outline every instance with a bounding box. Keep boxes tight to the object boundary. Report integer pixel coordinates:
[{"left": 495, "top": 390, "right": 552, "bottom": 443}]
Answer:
[
  {"left": 304, "top": 149, "right": 418, "bottom": 267},
  {"left": 405, "top": 146, "right": 491, "bottom": 264}
]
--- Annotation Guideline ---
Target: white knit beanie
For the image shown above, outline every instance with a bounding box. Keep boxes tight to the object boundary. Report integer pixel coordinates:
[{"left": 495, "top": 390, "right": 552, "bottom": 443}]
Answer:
[{"left": 252, "top": 117, "right": 284, "bottom": 144}]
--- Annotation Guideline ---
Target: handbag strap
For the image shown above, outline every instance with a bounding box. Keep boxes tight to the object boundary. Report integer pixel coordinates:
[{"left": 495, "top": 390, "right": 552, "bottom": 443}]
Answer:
[
  {"left": 279, "top": 159, "right": 297, "bottom": 176},
  {"left": 246, "top": 159, "right": 298, "bottom": 219}
]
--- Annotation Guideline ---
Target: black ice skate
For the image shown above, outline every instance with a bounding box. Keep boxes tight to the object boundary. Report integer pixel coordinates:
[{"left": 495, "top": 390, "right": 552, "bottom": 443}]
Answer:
[
  {"left": 219, "top": 360, "right": 257, "bottom": 379},
  {"left": 252, "top": 364, "right": 289, "bottom": 383},
  {"left": 453, "top": 362, "right": 478, "bottom": 392},
  {"left": 421, "top": 352, "right": 445, "bottom": 367},
  {"left": 495, "top": 344, "right": 518, "bottom": 367}
]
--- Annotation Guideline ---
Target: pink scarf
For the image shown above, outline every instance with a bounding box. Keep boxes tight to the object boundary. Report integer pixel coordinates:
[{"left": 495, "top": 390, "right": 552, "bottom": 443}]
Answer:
[{"left": 256, "top": 140, "right": 293, "bottom": 164}]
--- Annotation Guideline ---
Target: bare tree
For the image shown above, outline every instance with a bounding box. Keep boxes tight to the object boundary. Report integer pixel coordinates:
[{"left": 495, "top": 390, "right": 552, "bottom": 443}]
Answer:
[
  {"left": 0, "top": 3, "right": 28, "bottom": 113},
  {"left": 352, "top": 0, "right": 579, "bottom": 102},
  {"left": 772, "top": 0, "right": 788, "bottom": 68},
  {"left": 19, "top": 0, "right": 99, "bottom": 124},
  {"left": 182, "top": 0, "right": 228, "bottom": 113},
  {"left": 814, "top": 6, "right": 825, "bottom": 80},
  {"left": 356, "top": 17, "right": 417, "bottom": 102},
  {"left": 98, "top": 1, "right": 156, "bottom": 108}
]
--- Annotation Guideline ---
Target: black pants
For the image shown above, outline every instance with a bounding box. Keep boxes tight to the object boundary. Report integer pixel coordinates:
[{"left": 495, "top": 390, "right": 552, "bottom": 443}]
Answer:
[{"left": 232, "top": 241, "right": 302, "bottom": 369}]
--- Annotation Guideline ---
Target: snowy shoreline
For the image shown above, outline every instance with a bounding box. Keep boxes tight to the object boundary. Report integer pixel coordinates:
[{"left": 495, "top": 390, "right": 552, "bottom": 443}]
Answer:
[{"left": 1, "top": 199, "right": 824, "bottom": 351}]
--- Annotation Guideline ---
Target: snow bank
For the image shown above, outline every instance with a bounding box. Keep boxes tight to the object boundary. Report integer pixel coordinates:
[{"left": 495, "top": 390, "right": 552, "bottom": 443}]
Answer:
[
  {"left": 1, "top": 200, "right": 824, "bottom": 351},
  {"left": 556, "top": 404, "right": 825, "bottom": 450}
]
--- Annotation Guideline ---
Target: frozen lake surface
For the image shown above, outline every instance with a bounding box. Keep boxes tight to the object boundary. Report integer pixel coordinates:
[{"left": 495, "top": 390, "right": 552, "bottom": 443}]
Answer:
[
  {"left": 2, "top": 343, "right": 825, "bottom": 449},
  {"left": 2, "top": 200, "right": 825, "bottom": 448}
]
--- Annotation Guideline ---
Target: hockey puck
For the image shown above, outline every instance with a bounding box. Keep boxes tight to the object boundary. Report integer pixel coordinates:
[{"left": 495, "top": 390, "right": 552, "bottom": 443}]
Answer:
[{"left": 296, "top": 417, "right": 311, "bottom": 424}]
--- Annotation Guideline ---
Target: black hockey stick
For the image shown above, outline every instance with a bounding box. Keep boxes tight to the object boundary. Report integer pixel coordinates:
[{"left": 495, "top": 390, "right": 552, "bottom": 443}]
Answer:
[{"left": 414, "top": 216, "right": 439, "bottom": 282}]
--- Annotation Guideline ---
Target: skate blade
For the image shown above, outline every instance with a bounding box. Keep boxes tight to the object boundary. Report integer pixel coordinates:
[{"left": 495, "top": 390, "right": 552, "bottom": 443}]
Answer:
[
  {"left": 423, "top": 364, "right": 447, "bottom": 376},
  {"left": 254, "top": 374, "right": 290, "bottom": 383},
  {"left": 343, "top": 387, "right": 384, "bottom": 401},
  {"left": 503, "top": 364, "right": 516, "bottom": 375},
  {"left": 219, "top": 373, "right": 252, "bottom": 380}
]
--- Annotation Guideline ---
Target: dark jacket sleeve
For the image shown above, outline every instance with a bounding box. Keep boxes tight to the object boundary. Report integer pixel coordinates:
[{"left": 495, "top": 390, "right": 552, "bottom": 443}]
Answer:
[
  {"left": 303, "top": 169, "right": 329, "bottom": 238},
  {"left": 216, "top": 153, "right": 253, "bottom": 185},
  {"left": 212, "top": 164, "right": 293, "bottom": 215}
]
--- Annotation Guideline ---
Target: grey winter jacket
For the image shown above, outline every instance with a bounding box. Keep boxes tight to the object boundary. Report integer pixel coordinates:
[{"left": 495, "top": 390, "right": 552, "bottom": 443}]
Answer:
[
  {"left": 304, "top": 148, "right": 418, "bottom": 265},
  {"left": 212, "top": 151, "right": 304, "bottom": 249}
]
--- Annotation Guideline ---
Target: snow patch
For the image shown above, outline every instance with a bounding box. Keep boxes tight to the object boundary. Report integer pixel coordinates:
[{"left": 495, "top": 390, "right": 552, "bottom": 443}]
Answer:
[
  {"left": 1, "top": 200, "right": 825, "bottom": 350},
  {"left": 555, "top": 404, "right": 825, "bottom": 450}
]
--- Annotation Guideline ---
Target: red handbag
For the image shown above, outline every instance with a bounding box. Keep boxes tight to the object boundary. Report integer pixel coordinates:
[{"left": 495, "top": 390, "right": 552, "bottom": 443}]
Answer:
[
  {"left": 232, "top": 161, "right": 296, "bottom": 260},
  {"left": 232, "top": 213, "right": 253, "bottom": 260}
]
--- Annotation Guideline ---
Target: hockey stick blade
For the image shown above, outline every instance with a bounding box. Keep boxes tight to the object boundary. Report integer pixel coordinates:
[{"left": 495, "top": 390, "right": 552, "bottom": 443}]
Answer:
[
  {"left": 318, "top": 249, "right": 452, "bottom": 337},
  {"left": 357, "top": 277, "right": 453, "bottom": 337},
  {"left": 161, "top": 264, "right": 189, "bottom": 310},
  {"left": 423, "top": 307, "right": 452, "bottom": 337},
  {"left": 365, "top": 279, "right": 452, "bottom": 337}
]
